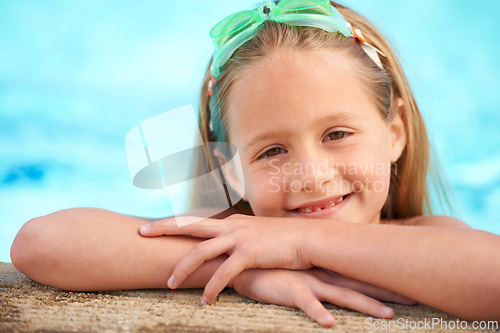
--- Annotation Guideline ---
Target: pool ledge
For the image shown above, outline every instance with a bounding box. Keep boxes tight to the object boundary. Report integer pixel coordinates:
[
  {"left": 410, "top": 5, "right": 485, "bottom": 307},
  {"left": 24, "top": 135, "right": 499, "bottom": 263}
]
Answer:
[{"left": 0, "top": 262, "right": 489, "bottom": 332}]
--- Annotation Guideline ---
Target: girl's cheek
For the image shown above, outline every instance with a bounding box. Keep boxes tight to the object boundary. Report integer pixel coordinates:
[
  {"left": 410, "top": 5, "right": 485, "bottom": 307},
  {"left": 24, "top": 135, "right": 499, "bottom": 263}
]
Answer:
[
  {"left": 244, "top": 172, "right": 283, "bottom": 215},
  {"left": 342, "top": 156, "right": 392, "bottom": 204}
]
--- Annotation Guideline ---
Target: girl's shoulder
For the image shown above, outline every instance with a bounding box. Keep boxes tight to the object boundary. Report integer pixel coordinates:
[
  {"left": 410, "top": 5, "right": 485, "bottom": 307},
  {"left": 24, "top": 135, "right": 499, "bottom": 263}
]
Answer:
[{"left": 385, "top": 215, "right": 470, "bottom": 228}]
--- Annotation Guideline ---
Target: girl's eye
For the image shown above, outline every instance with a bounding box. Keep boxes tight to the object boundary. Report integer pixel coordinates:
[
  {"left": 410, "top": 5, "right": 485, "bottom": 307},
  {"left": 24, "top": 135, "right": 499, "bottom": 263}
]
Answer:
[
  {"left": 258, "top": 147, "right": 286, "bottom": 159},
  {"left": 324, "top": 131, "right": 349, "bottom": 142}
]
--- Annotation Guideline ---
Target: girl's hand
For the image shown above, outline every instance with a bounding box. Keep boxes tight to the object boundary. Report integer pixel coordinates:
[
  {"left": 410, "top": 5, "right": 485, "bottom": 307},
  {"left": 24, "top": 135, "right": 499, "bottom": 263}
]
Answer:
[
  {"left": 140, "top": 214, "right": 314, "bottom": 303},
  {"left": 230, "top": 268, "right": 416, "bottom": 327}
]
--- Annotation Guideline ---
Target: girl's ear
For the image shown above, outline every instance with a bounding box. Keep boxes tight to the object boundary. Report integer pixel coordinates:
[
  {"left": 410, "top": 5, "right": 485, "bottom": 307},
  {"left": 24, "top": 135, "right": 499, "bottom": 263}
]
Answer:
[
  {"left": 213, "top": 147, "right": 248, "bottom": 202},
  {"left": 389, "top": 98, "right": 407, "bottom": 163}
]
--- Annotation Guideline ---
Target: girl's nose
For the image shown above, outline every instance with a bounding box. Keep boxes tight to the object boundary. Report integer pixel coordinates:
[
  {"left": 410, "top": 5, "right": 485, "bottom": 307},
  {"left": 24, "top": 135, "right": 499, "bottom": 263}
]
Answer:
[{"left": 288, "top": 149, "right": 336, "bottom": 193}]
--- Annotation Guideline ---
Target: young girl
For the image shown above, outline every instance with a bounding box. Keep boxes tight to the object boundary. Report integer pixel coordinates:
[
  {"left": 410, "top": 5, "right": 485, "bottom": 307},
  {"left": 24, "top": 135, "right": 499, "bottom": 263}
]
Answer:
[{"left": 11, "top": 0, "right": 500, "bottom": 327}]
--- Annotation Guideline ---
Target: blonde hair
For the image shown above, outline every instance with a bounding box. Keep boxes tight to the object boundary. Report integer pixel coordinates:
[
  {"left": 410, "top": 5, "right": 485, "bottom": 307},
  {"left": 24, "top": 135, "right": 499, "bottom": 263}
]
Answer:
[{"left": 194, "top": 1, "right": 451, "bottom": 219}]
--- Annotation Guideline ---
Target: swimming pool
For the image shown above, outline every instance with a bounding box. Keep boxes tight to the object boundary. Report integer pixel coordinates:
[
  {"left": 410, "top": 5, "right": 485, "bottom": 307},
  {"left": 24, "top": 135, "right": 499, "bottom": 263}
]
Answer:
[{"left": 1, "top": 0, "right": 499, "bottom": 263}]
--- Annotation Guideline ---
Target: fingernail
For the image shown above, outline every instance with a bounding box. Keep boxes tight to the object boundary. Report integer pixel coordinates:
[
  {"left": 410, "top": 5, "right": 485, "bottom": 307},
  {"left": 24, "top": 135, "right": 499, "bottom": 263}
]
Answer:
[
  {"left": 140, "top": 224, "right": 151, "bottom": 233},
  {"left": 320, "top": 313, "right": 335, "bottom": 326},
  {"left": 201, "top": 296, "right": 210, "bottom": 306},
  {"left": 381, "top": 305, "right": 394, "bottom": 317},
  {"left": 167, "top": 275, "right": 176, "bottom": 289}
]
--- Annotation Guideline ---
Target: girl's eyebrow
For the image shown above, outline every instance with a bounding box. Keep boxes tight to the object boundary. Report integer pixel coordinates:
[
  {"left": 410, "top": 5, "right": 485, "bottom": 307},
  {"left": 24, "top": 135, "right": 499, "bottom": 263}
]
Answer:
[{"left": 241, "top": 112, "right": 361, "bottom": 153}]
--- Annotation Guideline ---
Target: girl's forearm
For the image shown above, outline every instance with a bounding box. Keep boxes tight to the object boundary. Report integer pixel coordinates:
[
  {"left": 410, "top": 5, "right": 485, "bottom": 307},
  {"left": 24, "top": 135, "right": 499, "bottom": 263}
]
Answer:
[
  {"left": 305, "top": 219, "right": 500, "bottom": 320},
  {"left": 11, "top": 208, "right": 225, "bottom": 291}
]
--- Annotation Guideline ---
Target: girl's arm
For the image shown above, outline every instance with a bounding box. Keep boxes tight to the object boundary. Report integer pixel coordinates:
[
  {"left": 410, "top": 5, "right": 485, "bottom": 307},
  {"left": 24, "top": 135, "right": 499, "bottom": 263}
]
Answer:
[
  {"left": 11, "top": 207, "right": 415, "bottom": 327},
  {"left": 10, "top": 207, "right": 226, "bottom": 291},
  {"left": 306, "top": 216, "right": 500, "bottom": 320},
  {"left": 146, "top": 215, "right": 500, "bottom": 320}
]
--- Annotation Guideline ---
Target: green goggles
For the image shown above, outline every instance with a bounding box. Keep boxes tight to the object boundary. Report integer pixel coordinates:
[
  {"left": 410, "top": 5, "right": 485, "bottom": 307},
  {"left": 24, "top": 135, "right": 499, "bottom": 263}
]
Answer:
[{"left": 209, "top": 0, "right": 380, "bottom": 77}]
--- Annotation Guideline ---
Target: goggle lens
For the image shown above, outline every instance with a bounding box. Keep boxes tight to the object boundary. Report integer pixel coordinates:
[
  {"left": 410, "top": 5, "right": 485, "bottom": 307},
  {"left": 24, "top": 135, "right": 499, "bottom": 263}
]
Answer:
[
  {"left": 210, "top": 10, "right": 259, "bottom": 48},
  {"left": 277, "top": 0, "right": 332, "bottom": 16}
]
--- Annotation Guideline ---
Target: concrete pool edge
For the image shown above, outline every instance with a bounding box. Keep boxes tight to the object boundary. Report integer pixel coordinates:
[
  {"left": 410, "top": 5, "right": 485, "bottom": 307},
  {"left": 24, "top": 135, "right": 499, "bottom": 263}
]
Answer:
[{"left": 0, "top": 262, "right": 495, "bottom": 332}]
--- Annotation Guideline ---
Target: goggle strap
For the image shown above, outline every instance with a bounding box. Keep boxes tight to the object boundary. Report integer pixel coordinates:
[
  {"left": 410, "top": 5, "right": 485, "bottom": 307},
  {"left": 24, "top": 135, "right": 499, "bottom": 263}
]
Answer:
[
  {"left": 346, "top": 22, "right": 385, "bottom": 69},
  {"left": 209, "top": 117, "right": 214, "bottom": 132},
  {"left": 360, "top": 42, "right": 385, "bottom": 69},
  {"left": 208, "top": 76, "right": 215, "bottom": 97}
]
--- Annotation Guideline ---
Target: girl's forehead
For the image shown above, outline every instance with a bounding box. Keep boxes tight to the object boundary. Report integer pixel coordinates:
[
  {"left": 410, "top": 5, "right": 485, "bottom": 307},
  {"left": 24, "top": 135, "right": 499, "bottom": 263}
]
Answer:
[
  {"left": 227, "top": 49, "right": 369, "bottom": 117},
  {"left": 236, "top": 48, "right": 354, "bottom": 84}
]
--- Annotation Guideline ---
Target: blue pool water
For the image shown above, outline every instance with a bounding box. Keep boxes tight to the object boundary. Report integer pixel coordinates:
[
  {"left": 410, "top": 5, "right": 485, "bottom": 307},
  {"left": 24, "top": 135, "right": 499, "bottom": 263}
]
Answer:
[{"left": 1, "top": 0, "right": 499, "bottom": 263}]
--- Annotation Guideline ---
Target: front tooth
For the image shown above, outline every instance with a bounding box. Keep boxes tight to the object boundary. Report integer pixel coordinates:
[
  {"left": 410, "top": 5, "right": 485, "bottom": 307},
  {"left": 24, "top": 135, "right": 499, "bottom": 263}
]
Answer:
[
  {"left": 303, "top": 207, "right": 312, "bottom": 213},
  {"left": 314, "top": 208, "right": 322, "bottom": 212},
  {"left": 327, "top": 201, "right": 336, "bottom": 208}
]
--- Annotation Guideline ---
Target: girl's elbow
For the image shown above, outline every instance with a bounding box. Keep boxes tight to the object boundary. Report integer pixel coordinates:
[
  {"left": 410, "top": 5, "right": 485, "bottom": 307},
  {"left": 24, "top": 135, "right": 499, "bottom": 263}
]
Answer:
[
  {"left": 10, "top": 216, "right": 56, "bottom": 281},
  {"left": 11, "top": 218, "right": 36, "bottom": 274}
]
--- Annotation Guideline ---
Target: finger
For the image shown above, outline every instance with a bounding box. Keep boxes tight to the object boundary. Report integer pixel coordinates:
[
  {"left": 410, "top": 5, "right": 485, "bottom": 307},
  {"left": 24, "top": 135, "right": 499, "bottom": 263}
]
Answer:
[
  {"left": 312, "top": 269, "right": 416, "bottom": 305},
  {"left": 314, "top": 283, "right": 394, "bottom": 319},
  {"left": 168, "top": 236, "right": 235, "bottom": 289},
  {"left": 351, "top": 283, "right": 416, "bottom": 305},
  {"left": 201, "top": 254, "right": 247, "bottom": 305},
  {"left": 291, "top": 288, "right": 336, "bottom": 327},
  {"left": 140, "top": 218, "right": 224, "bottom": 238}
]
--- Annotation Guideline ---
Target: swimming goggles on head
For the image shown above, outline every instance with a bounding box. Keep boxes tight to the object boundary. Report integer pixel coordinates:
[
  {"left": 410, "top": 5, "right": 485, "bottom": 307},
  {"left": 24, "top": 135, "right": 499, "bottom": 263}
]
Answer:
[{"left": 209, "top": 0, "right": 386, "bottom": 77}]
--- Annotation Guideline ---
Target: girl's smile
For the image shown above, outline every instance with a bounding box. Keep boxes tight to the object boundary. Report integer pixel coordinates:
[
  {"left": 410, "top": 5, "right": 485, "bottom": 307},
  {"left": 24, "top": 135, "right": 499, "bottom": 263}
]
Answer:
[
  {"left": 225, "top": 48, "right": 406, "bottom": 224},
  {"left": 290, "top": 193, "right": 351, "bottom": 218}
]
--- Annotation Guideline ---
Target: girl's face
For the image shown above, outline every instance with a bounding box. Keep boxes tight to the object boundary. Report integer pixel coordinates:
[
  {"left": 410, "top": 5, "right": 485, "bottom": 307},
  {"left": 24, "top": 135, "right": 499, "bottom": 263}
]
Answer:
[{"left": 225, "top": 49, "right": 406, "bottom": 224}]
